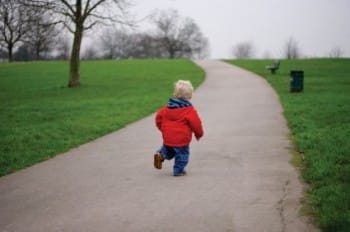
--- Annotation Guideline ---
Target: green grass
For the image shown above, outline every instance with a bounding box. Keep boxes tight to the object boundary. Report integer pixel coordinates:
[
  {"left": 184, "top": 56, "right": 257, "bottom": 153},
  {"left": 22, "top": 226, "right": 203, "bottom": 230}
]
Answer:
[
  {"left": 225, "top": 58, "right": 350, "bottom": 232},
  {"left": 0, "top": 59, "right": 205, "bottom": 176}
]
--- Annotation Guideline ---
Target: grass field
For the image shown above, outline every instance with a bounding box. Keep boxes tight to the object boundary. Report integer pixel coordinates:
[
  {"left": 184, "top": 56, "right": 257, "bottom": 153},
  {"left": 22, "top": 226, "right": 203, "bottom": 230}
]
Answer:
[
  {"left": 226, "top": 58, "right": 350, "bottom": 232},
  {"left": 0, "top": 59, "right": 205, "bottom": 177}
]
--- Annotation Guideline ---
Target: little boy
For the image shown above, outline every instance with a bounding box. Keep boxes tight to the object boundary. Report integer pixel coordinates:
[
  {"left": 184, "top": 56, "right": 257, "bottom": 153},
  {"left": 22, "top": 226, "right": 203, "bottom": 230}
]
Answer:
[{"left": 154, "top": 80, "right": 203, "bottom": 176}]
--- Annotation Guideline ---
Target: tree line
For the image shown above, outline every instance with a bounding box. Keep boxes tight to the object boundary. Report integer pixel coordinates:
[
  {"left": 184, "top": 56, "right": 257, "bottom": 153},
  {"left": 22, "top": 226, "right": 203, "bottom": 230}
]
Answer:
[
  {"left": 232, "top": 37, "right": 345, "bottom": 59},
  {"left": 86, "top": 10, "right": 209, "bottom": 60},
  {"left": 0, "top": 1, "right": 209, "bottom": 87}
]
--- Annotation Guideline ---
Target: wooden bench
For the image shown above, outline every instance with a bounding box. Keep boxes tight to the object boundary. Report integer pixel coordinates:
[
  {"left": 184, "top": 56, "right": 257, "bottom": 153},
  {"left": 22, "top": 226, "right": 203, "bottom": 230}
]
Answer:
[{"left": 266, "top": 60, "right": 280, "bottom": 74}]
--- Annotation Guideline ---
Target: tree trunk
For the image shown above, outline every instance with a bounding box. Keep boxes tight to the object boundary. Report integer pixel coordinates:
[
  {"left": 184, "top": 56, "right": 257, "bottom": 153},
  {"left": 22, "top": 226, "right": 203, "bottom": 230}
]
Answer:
[
  {"left": 35, "top": 43, "right": 40, "bottom": 60},
  {"left": 169, "top": 47, "right": 175, "bottom": 59},
  {"left": 8, "top": 44, "right": 13, "bottom": 62},
  {"left": 68, "top": 26, "right": 83, "bottom": 87}
]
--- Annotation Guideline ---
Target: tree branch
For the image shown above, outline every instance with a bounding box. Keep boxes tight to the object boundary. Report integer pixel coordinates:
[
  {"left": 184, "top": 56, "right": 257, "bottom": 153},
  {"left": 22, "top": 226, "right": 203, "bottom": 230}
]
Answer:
[
  {"left": 59, "top": 0, "right": 76, "bottom": 16},
  {"left": 83, "top": 0, "right": 107, "bottom": 21}
]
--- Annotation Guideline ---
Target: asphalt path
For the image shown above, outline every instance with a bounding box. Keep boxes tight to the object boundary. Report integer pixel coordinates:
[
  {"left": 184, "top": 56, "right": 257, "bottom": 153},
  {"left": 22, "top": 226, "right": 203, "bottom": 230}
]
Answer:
[{"left": 0, "top": 60, "right": 318, "bottom": 232}]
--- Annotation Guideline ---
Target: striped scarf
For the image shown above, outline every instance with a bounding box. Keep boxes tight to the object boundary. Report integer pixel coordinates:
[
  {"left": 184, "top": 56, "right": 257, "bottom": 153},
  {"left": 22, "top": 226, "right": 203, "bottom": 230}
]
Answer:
[{"left": 167, "top": 98, "right": 192, "bottom": 109}]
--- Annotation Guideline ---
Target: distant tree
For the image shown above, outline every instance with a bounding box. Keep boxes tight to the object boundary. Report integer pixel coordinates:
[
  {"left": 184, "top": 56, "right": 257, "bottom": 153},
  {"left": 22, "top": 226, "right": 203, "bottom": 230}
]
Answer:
[
  {"left": 283, "top": 37, "right": 300, "bottom": 59},
  {"left": 0, "top": 0, "right": 32, "bottom": 62},
  {"left": 328, "top": 46, "right": 344, "bottom": 58},
  {"left": 232, "top": 41, "right": 255, "bottom": 59},
  {"left": 82, "top": 46, "right": 99, "bottom": 60},
  {"left": 128, "top": 33, "right": 172, "bottom": 59},
  {"left": 13, "top": 43, "right": 32, "bottom": 61},
  {"left": 54, "top": 35, "right": 71, "bottom": 60},
  {"left": 22, "top": 0, "right": 132, "bottom": 87},
  {"left": 99, "top": 28, "right": 131, "bottom": 59},
  {"left": 98, "top": 29, "right": 163, "bottom": 59},
  {"left": 128, "top": 33, "right": 163, "bottom": 58},
  {"left": 179, "top": 21, "right": 209, "bottom": 59},
  {"left": 24, "top": 12, "right": 58, "bottom": 60},
  {"left": 0, "top": 47, "right": 6, "bottom": 60},
  {"left": 193, "top": 38, "right": 210, "bottom": 59},
  {"left": 99, "top": 29, "right": 118, "bottom": 59},
  {"left": 151, "top": 9, "right": 208, "bottom": 59}
]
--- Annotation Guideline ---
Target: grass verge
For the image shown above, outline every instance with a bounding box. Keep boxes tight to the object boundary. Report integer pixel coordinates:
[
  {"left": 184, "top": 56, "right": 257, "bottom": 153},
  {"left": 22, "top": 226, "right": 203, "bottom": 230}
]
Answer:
[
  {"left": 225, "top": 58, "right": 350, "bottom": 232},
  {"left": 0, "top": 59, "right": 204, "bottom": 176}
]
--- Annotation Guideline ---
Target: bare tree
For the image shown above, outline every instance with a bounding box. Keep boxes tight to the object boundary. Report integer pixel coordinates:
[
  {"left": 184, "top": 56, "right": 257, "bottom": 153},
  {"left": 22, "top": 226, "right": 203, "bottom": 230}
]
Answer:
[
  {"left": 98, "top": 29, "right": 161, "bottom": 59},
  {"left": 99, "top": 29, "right": 118, "bottom": 59},
  {"left": 82, "top": 46, "right": 99, "bottom": 60},
  {"left": 23, "top": 0, "right": 132, "bottom": 87},
  {"left": 13, "top": 43, "right": 32, "bottom": 60},
  {"left": 283, "top": 37, "right": 300, "bottom": 59},
  {"left": 128, "top": 33, "right": 168, "bottom": 59},
  {"left": 192, "top": 37, "right": 209, "bottom": 59},
  {"left": 232, "top": 41, "right": 255, "bottom": 59},
  {"left": 151, "top": 9, "right": 208, "bottom": 59},
  {"left": 177, "top": 17, "right": 209, "bottom": 59},
  {"left": 328, "top": 46, "right": 344, "bottom": 58},
  {"left": 0, "top": 0, "right": 31, "bottom": 62},
  {"left": 99, "top": 28, "right": 131, "bottom": 59},
  {"left": 24, "top": 12, "right": 59, "bottom": 60},
  {"left": 0, "top": 47, "right": 6, "bottom": 60},
  {"left": 54, "top": 34, "right": 71, "bottom": 60}
]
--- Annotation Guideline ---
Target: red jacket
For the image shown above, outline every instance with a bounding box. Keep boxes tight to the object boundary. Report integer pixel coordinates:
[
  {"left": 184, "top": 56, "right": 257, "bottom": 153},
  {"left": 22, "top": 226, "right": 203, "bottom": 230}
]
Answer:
[{"left": 155, "top": 100, "right": 203, "bottom": 147}]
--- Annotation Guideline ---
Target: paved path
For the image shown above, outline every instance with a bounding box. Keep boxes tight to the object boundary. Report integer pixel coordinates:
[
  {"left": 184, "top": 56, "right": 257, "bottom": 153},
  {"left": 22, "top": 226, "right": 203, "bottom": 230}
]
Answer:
[{"left": 0, "top": 60, "right": 318, "bottom": 232}]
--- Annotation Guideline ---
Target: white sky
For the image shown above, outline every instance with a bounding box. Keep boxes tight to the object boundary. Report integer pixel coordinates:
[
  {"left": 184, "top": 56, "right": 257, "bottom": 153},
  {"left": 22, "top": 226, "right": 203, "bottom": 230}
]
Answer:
[{"left": 130, "top": 0, "right": 350, "bottom": 58}]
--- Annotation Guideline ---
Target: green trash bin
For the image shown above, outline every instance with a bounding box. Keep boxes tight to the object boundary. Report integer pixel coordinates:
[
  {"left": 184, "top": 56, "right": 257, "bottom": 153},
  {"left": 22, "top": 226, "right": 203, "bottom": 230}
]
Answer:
[{"left": 290, "top": 70, "right": 304, "bottom": 92}]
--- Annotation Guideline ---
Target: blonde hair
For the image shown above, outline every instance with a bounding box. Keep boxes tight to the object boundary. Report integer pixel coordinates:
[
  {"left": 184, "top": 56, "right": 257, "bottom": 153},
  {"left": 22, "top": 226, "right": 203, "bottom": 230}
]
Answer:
[{"left": 173, "top": 80, "right": 194, "bottom": 100}]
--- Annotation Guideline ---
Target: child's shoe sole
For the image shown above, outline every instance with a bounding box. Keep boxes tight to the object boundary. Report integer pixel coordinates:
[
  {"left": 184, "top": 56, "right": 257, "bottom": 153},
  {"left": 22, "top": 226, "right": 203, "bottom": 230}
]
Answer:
[{"left": 154, "top": 153, "right": 163, "bottom": 169}]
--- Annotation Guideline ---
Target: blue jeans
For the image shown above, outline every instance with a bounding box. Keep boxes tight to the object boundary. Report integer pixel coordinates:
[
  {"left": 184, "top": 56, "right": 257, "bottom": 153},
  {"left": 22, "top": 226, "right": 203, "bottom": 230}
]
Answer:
[{"left": 159, "top": 145, "right": 190, "bottom": 175}]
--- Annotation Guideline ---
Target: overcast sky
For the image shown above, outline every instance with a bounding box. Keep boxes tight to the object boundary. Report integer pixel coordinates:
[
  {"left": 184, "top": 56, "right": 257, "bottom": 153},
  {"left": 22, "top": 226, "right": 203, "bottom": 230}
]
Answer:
[{"left": 131, "top": 0, "right": 350, "bottom": 59}]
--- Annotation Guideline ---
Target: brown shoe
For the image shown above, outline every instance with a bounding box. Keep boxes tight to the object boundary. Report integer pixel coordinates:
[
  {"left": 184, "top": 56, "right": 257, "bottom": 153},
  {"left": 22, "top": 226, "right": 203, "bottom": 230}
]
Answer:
[{"left": 154, "top": 152, "right": 163, "bottom": 169}]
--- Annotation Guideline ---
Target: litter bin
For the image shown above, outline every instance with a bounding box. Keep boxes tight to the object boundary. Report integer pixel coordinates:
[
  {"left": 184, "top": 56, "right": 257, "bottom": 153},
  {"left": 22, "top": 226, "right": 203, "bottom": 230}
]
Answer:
[{"left": 290, "top": 70, "right": 304, "bottom": 92}]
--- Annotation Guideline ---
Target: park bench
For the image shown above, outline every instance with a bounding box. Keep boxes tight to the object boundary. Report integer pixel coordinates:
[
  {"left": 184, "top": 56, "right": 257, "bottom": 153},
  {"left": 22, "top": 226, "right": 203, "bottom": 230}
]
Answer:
[{"left": 266, "top": 60, "right": 280, "bottom": 74}]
